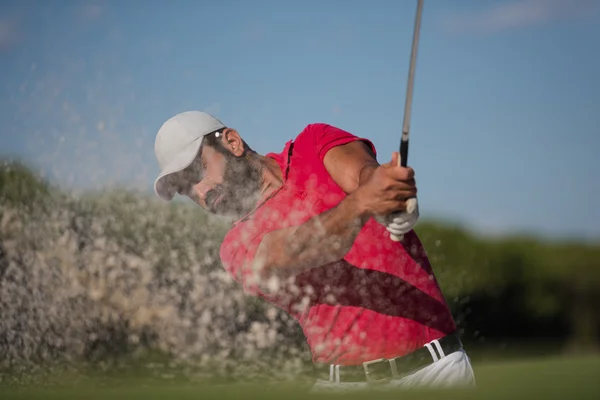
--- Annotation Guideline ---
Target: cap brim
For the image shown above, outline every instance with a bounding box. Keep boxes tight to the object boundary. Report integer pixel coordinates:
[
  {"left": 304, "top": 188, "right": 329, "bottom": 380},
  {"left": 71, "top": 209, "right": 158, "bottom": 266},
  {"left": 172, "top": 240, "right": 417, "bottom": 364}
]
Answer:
[{"left": 154, "top": 138, "right": 202, "bottom": 201}]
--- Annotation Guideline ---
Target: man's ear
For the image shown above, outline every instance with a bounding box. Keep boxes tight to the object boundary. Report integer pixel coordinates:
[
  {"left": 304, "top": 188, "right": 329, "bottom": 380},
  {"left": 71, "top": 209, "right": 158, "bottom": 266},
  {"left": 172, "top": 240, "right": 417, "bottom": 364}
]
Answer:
[{"left": 223, "top": 129, "right": 245, "bottom": 157}]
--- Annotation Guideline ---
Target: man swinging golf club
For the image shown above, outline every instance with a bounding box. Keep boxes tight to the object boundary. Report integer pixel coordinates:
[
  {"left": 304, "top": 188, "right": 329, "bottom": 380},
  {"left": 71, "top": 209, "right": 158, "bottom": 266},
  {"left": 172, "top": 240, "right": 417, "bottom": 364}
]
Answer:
[{"left": 152, "top": 0, "right": 475, "bottom": 391}]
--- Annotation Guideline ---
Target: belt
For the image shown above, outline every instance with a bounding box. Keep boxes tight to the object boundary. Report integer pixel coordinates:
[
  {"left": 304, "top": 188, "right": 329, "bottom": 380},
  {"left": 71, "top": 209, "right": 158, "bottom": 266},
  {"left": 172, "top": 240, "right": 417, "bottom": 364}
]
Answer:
[{"left": 315, "top": 333, "right": 463, "bottom": 383}]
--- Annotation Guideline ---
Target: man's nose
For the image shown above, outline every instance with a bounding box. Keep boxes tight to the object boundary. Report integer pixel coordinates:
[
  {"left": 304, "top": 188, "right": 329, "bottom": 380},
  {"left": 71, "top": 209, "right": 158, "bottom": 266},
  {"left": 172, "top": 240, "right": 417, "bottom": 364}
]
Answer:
[{"left": 192, "top": 180, "right": 212, "bottom": 200}]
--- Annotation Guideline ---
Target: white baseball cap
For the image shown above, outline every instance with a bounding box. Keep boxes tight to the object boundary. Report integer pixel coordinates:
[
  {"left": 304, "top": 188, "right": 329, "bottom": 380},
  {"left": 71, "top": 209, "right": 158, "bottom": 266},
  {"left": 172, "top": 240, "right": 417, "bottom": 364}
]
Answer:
[{"left": 153, "top": 111, "right": 226, "bottom": 201}]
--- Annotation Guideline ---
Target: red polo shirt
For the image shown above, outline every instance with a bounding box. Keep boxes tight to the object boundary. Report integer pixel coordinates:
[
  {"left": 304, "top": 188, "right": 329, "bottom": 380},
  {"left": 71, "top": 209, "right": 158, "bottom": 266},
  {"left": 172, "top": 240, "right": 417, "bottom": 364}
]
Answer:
[{"left": 219, "top": 123, "right": 456, "bottom": 366}]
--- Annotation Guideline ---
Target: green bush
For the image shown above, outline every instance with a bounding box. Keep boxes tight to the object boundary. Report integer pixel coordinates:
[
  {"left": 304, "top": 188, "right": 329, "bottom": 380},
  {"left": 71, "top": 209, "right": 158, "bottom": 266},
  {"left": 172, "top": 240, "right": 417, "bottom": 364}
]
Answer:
[
  {"left": 0, "top": 159, "right": 52, "bottom": 208},
  {"left": 415, "top": 221, "right": 600, "bottom": 349}
]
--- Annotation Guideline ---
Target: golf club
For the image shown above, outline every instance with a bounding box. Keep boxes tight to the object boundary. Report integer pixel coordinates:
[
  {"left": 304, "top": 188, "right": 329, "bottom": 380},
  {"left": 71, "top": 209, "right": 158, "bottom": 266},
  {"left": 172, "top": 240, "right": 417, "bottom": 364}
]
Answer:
[{"left": 390, "top": 0, "right": 423, "bottom": 242}]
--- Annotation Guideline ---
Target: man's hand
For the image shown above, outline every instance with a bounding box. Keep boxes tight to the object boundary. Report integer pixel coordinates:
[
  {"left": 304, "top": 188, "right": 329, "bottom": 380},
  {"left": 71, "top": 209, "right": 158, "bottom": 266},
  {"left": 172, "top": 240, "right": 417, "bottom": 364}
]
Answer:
[
  {"left": 354, "top": 152, "right": 417, "bottom": 217},
  {"left": 322, "top": 140, "right": 419, "bottom": 241},
  {"left": 375, "top": 198, "right": 419, "bottom": 241},
  {"left": 357, "top": 151, "right": 419, "bottom": 241}
]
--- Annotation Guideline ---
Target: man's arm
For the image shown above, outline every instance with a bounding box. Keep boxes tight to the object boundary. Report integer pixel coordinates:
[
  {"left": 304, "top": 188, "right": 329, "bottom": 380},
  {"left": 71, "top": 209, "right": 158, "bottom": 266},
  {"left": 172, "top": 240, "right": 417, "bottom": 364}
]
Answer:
[
  {"left": 251, "top": 145, "right": 415, "bottom": 288},
  {"left": 252, "top": 187, "right": 369, "bottom": 287},
  {"left": 322, "top": 140, "right": 381, "bottom": 193}
]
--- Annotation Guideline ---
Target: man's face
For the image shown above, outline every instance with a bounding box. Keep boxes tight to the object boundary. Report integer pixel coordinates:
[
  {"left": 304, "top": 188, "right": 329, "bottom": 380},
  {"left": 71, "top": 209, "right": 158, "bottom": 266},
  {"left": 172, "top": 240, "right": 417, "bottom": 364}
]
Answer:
[{"left": 174, "top": 134, "right": 262, "bottom": 220}]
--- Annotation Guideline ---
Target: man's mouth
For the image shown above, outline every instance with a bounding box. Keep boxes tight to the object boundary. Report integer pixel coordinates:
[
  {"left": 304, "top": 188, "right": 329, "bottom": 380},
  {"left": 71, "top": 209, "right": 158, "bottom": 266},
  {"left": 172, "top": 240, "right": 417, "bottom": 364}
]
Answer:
[{"left": 209, "top": 193, "right": 225, "bottom": 211}]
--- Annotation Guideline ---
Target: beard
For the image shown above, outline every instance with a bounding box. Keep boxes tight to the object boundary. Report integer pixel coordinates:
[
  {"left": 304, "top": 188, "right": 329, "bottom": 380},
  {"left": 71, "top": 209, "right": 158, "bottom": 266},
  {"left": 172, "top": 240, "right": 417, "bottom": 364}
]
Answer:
[{"left": 204, "top": 154, "right": 263, "bottom": 220}]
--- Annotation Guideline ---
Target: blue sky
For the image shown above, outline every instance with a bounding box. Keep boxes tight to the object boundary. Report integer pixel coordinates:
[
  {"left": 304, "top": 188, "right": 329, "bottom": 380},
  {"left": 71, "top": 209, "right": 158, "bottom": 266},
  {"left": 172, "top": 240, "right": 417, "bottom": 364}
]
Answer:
[{"left": 1, "top": 0, "right": 599, "bottom": 241}]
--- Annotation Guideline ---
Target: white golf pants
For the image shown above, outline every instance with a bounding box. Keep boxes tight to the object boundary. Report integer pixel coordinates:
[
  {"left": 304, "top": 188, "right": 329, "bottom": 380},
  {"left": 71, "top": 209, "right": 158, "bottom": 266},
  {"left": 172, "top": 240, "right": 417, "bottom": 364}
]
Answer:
[{"left": 311, "top": 348, "right": 476, "bottom": 393}]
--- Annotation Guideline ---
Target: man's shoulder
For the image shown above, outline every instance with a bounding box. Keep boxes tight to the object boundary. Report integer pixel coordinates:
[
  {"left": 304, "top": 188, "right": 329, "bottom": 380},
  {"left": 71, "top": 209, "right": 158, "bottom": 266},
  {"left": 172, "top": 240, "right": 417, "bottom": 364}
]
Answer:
[
  {"left": 265, "top": 123, "right": 332, "bottom": 161},
  {"left": 219, "top": 228, "right": 237, "bottom": 265},
  {"left": 219, "top": 225, "right": 248, "bottom": 276},
  {"left": 291, "top": 123, "right": 338, "bottom": 141},
  {"left": 218, "top": 225, "right": 266, "bottom": 295},
  {"left": 302, "top": 122, "right": 334, "bottom": 131},
  {"left": 219, "top": 223, "right": 247, "bottom": 255},
  {"left": 219, "top": 219, "right": 265, "bottom": 267}
]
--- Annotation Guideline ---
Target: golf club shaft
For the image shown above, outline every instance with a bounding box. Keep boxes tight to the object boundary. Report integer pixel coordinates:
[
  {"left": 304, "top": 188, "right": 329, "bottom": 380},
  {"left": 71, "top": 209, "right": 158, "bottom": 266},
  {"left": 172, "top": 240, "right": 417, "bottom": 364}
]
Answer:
[
  {"left": 399, "top": 0, "right": 424, "bottom": 168},
  {"left": 389, "top": 0, "right": 423, "bottom": 242}
]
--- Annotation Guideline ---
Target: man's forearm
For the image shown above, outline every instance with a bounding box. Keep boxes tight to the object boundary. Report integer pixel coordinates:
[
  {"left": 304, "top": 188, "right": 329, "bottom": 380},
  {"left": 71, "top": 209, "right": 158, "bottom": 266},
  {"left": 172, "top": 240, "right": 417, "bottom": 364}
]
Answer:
[
  {"left": 254, "top": 191, "right": 370, "bottom": 281},
  {"left": 287, "top": 192, "right": 369, "bottom": 269}
]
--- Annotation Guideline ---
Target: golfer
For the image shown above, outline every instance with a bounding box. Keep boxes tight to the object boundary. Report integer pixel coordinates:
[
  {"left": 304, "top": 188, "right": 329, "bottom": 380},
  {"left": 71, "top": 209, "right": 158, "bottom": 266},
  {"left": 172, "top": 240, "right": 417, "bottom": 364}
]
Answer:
[{"left": 153, "top": 110, "right": 476, "bottom": 390}]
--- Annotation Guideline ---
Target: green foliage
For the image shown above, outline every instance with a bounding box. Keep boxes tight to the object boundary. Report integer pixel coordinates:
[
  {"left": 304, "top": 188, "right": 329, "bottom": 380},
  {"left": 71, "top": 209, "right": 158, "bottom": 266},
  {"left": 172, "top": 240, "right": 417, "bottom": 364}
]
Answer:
[
  {"left": 414, "top": 220, "right": 600, "bottom": 348},
  {"left": 0, "top": 159, "right": 52, "bottom": 208},
  {"left": 414, "top": 219, "right": 600, "bottom": 299}
]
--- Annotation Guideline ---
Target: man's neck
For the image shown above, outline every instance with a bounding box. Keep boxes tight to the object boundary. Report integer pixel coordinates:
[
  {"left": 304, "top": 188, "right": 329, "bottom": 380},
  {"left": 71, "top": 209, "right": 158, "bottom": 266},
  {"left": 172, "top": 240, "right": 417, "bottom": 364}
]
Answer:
[{"left": 248, "top": 153, "right": 284, "bottom": 202}]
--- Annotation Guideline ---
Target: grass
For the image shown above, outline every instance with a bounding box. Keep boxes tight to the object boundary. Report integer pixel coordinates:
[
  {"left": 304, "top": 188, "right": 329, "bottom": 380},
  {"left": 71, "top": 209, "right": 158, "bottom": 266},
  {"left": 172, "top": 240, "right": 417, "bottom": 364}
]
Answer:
[{"left": 0, "top": 354, "right": 598, "bottom": 399}]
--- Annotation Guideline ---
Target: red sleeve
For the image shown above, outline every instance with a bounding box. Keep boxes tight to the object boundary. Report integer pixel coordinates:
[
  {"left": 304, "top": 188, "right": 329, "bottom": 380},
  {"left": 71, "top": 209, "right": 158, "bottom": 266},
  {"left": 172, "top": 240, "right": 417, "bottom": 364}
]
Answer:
[{"left": 307, "top": 123, "right": 377, "bottom": 162}]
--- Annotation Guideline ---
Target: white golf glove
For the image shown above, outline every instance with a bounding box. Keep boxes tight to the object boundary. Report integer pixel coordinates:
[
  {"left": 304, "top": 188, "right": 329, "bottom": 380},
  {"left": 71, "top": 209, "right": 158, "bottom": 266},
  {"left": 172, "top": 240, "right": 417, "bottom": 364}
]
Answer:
[{"left": 376, "top": 197, "right": 419, "bottom": 241}]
